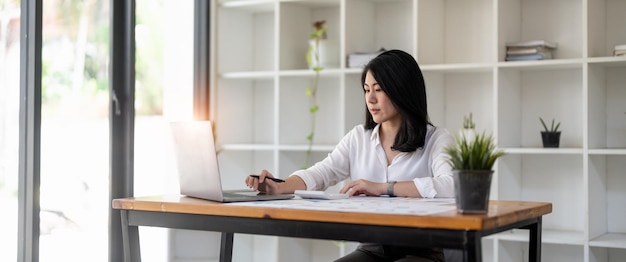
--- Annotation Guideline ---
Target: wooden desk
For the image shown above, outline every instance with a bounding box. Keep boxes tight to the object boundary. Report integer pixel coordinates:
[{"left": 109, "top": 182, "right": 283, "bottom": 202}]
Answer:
[{"left": 112, "top": 196, "right": 552, "bottom": 262}]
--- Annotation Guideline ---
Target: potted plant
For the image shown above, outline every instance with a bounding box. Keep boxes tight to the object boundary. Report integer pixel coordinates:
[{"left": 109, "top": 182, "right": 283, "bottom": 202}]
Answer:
[
  {"left": 445, "top": 131, "right": 505, "bottom": 213},
  {"left": 306, "top": 20, "right": 338, "bottom": 69},
  {"left": 539, "top": 117, "right": 561, "bottom": 148},
  {"left": 303, "top": 21, "right": 327, "bottom": 168},
  {"left": 459, "top": 113, "right": 476, "bottom": 140}
]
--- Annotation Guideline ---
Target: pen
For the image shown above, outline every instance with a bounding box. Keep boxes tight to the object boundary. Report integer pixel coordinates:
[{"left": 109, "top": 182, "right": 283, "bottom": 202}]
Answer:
[{"left": 249, "top": 175, "right": 285, "bottom": 183}]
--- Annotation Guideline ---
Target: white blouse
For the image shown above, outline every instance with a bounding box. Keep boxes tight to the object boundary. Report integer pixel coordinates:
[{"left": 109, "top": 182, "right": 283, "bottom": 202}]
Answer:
[{"left": 291, "top": 124, "right": 456, "bottom": 198}]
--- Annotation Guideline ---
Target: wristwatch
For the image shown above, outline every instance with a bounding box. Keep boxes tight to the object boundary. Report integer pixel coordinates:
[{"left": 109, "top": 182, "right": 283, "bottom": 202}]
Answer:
[{"left": 387, "top": 181, "right": 397, "bottom": 197}]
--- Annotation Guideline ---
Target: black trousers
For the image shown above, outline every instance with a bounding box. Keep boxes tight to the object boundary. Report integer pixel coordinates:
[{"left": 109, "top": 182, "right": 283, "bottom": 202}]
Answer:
[{"left": 334, "top": 243, "right": 445, "bottom": 262}]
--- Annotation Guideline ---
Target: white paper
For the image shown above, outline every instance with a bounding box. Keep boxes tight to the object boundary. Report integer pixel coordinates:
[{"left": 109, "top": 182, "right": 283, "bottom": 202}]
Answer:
[{"left": 227, "top": 196, "right": 456, "bottom": 216}]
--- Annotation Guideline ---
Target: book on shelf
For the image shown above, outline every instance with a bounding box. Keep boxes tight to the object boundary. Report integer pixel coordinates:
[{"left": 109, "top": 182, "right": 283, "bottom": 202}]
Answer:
[
  {"left": 505, "top": 53, "right": 552, "bottom": 61},
  {"left": 506, "top": 46, "right": 553, "bottom": 55},
  {"left": 614, "top": 44, "right": 626, "bottom": 56},
  {"left": 505, "top": 40, "right": 557, "bottom": 61},
  {"left": 347, "top": 48, "right": 386, "bottom": 68},
  {"left": 506, "top": 40, "right": 557, "bottom": 49}
]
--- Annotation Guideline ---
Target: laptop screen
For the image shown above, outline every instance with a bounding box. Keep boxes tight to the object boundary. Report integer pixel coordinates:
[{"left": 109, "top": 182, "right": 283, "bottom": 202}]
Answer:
[{"left": 170, "top": 120, "right": 225, "bottom": 201}]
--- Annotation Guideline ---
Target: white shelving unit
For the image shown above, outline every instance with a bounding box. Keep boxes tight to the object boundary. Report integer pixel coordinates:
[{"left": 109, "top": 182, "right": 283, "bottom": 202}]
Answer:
[{"left": 208, "top": 0, "right": 626, "bottom": 261}]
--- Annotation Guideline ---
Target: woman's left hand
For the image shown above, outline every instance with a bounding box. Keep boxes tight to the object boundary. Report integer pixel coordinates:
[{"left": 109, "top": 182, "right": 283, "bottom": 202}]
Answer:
[{"left": 339, "top": 179, "right": 386, "bottom": 197}]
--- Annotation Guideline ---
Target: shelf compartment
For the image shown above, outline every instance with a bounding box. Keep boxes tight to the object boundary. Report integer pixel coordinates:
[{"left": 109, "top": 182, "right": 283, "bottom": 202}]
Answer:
[
  {"left": 278, "top": 75, "right": 342, "bottom": 145},
  {"left": 590, "top": 233, "right": 626, "bottom": 249},
  {"left": 497, "top": 67, "right": 583, "bottom": 148},
  {"left": 588, "top": 155, "right": 626, "bottom": 246},
  {"left": 417, "top": 0, "right": 494, "bottom": 65},
  {"left": 495, "top": 228, "right": 586, "bottom": 245},
  {"left": 589, "top": 246, "right": 626, "bottom": 262},
  {"left": 423, "top": 71, "right": 494, "bottom": 132},
  {"left": 497, "top": 241, "right": 584, "bottom": 262},
  {"left": 496, "top": 154, "right": 584, "bottom": 234},
  {"left": 279, "top": 0, "right": 341, "bottom": 71},
  {"left": 587, "top": 0, "right": 626, "bottom": 58},
  {"left": 345, "top": 0, "right": 414, "bottom": 67},
  {"left": 215, "top": 79, "right": 275, "bottom": 145},
  {"left": 217, "top": 1, "right": 276, "bottom": 73},
  {"left": 587, "top": 64, "right": 626, "bottom": 149},
  {"left": 343, "top": 75, "right": 366, "bottom": 133},
  {"left": 498, "top": 0, "right": 583, "bottom": 62}
]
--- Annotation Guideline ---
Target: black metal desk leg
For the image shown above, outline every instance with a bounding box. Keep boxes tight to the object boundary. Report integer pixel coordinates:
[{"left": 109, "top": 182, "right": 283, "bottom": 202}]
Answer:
[
  {"left": 120, "top": 210, "right": 141, "bottom": 262},
  {"left": 463, "top": 232, "right": 482, "bottom": 262},
  {"left": 528, "top": 217, "right": 542, "bottom": 262},
  {"left": 220, "top": 232, "right": 234, "bottom": 262}
]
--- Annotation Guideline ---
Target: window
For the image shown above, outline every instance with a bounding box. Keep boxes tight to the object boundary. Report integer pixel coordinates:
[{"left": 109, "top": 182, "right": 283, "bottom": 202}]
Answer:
[
  {"left": 0, "top": 1, "right": 21, "bottom": 261},
  {"left": 38, "top": 0, "right": 111, "bottom": 260},
  {"left": 13, "top": 0, "right": 200, "bottom": 260}
]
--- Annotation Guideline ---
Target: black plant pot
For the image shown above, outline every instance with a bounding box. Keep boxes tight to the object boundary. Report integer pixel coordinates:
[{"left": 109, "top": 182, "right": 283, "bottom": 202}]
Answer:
[
  {"left": 453, "top": 170, "right": 493, "bottom": 214},
  {"left": 541, "top": 131, "right": 561, "bottom": 148}
]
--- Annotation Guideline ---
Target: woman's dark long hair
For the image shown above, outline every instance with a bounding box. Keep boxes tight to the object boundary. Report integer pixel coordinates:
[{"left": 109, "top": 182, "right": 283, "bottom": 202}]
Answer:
[{"left": 361, "top": 49, "right": 431, "bottom": 152}]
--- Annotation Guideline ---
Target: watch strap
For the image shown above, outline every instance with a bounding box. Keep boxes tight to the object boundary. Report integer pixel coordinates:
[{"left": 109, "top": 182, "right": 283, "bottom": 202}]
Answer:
[{"left": 387, "top": 181, "right": 397, "bottom": 197}]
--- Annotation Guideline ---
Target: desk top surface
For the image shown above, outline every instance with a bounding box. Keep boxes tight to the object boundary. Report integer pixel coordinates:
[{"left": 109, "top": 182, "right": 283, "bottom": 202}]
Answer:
[{"left": 112, "top": 195, "right": 552, "bottom": 231}]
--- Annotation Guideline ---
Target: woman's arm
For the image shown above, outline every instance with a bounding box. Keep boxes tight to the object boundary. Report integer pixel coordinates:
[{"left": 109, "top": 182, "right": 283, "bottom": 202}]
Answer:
[
  {"left": 414, "top": 128, "right": 455, "bottom": 198},
  {"left": 339, "top": 179, "right": 421, "bottom": 197}
]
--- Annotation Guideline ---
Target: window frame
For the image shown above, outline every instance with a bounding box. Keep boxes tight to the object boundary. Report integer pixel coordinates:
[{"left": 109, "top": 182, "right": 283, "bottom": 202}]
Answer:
[{"left": 17, "top": 0, "right": 211, "bottom": 261}]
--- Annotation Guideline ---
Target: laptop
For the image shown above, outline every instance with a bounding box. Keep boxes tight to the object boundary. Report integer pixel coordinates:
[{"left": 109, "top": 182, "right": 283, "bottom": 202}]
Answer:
[{"left": 170, "top": 120, "right": 294, "bottom": 202}]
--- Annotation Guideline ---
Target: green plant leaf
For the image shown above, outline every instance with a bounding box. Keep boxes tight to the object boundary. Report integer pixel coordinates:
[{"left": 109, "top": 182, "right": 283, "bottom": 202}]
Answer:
[
  {"left": 311, "top": 27, "right": 327, "bottom": 39},
  {"left": 553, "top": 122, "right": 561, "bottom": 132},
  {"left": 310, "top": 105, "right": 319, "bottom": 113},
  {"left": 540, "top": 117, "right": 561, "bottom": 132},
  {"left": 305, "top": 86, "right": 313, "bottom": 96},
  {"left": 444, "top": 130, "right": 505, "bottom": 170},
  {"left": 463, "top": 113, "right": 475, "bottom": 129},
  {"left": 306, "top": 45, "right": 314, "bottom": 67},
  {"left": 539, "top": 117, "right": 549, "bottom": 132}
]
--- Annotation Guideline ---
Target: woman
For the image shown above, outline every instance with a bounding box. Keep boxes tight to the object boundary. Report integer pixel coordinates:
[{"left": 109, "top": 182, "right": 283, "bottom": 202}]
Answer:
[{"left": 245, "top": 49, "right": 454, "bottom": 262}]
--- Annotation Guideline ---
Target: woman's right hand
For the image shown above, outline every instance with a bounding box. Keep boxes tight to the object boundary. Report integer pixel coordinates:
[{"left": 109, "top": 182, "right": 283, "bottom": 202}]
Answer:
[{"left": 246, "top": 169, "right": 281, "bottom": 193}]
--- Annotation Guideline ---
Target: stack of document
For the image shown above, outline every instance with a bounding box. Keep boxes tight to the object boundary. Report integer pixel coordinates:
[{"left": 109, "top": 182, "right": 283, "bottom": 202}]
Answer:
[
  {"left": 505, "top": 40, "right": 557, "bottom": 61},
  {"left": 347, "top": 48, "right": 386, "bottom": 68},
  {"left": 614, "top": 44, "right": 626, "bottom": 56}
]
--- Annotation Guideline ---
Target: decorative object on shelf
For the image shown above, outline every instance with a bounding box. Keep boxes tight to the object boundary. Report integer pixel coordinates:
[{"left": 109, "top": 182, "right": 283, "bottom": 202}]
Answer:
[
  {"left": 347, "top": 48, "right": 386, "bottom": 68},
  {"left": 614, "top": 44, "right": 626, "bottom": 56},
  {"left": 307, "top": 20, "right": 339, "bottom": 69},
  {"left": 459, "top": 112, "right": 476, "bottom": 141},
  {"left": 505, "top": 40, "right": 557, "bottom": 61},
  {"left": 539, "top": 117, "right": 561, "bottom": 148},
  {"left": 303, "top": 21, "right": 326, "bottom": 168},
  {"left": 445, "top": 130, "right": 505, "bottom": 214}
]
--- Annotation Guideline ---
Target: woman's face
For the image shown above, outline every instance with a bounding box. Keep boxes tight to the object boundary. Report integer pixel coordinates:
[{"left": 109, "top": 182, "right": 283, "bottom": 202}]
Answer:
[{"left": 363, "top": 71, "right": 400, "bottom": 125}]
